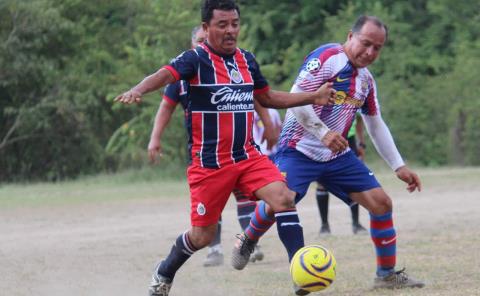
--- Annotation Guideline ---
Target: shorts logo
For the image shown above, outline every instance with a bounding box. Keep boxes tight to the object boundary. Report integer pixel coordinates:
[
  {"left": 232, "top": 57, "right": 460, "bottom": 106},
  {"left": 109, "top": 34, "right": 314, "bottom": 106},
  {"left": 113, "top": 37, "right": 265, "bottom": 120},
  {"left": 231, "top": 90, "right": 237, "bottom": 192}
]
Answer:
[
  {"left": 305, "top": 58, "right": 321, "bottom": 72},
  {"left": 197, "top": 202, "right": 206, "bottom": 216}
]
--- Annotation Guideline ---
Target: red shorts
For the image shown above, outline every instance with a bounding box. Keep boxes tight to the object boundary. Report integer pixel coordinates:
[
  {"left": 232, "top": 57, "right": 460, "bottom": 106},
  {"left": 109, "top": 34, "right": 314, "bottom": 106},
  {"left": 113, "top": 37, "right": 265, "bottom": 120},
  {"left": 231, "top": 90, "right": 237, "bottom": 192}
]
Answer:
[{"left": 187, "top": 155, "right": 285, "bottom": 226}]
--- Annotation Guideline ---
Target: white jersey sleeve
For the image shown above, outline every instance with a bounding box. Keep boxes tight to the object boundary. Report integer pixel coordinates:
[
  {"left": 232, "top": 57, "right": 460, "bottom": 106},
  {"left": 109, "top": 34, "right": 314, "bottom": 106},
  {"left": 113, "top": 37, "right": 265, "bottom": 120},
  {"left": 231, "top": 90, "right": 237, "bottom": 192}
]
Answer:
[
  {"left": 289, "top": 85, "right": 330, "bottom": 141},
  {"left": 362, "top": 114, "right": 405, "bottom": 171}
]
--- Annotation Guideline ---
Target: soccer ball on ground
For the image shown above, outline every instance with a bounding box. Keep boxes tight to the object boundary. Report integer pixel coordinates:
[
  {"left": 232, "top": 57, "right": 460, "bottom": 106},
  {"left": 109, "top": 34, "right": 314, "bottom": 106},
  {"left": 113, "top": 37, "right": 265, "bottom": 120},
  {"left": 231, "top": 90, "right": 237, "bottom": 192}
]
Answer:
[{"left": 290, "top": 245, "right": 336, "bottom": 292}]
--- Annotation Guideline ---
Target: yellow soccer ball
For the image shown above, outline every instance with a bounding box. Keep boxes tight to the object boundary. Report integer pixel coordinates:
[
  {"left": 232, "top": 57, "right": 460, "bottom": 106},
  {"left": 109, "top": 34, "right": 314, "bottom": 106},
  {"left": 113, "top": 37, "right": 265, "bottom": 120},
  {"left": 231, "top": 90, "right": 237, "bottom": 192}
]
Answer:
[{"left": 290, "top": 245, "right": 337, "bottom": 292}]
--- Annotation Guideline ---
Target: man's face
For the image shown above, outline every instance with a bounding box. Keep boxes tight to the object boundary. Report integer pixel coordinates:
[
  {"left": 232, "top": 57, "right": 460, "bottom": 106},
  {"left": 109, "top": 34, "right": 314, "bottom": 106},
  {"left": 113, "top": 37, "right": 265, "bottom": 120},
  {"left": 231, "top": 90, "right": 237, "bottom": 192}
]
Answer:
[
  {"left": 192, "top": 29, "right": 206, "bottom": 48},
  {"left": 203, "top": 9, "right": 240, "bottom": 55},
  {"left": 344, "top": 21, "right": 386, "bottom": 68}
]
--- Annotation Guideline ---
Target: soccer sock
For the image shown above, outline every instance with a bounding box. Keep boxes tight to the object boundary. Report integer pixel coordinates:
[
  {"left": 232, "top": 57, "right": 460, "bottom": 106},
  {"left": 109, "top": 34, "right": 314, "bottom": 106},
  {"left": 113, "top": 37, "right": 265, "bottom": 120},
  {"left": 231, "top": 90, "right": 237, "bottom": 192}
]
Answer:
[
  {"left": 316, "top": 187, "right": 329, "bottom": 225},
  {"left": 208, "top": 217, "right": 222, "bottom": 247},
  {"left": 370, "top": 212, "right": 396, "bottom": 277},
  {"left": 351, "top": 204, "right": 360, "bottom": 225},
  {"left": 158, "top": 231, "right": 199, "bottom": 280},
  {"left": 244, "top": 200, "right": 275, "bottom": 241},
  {"left": 233, "top": 188, "right": 257, "bottom": 231},
  {"left": 275, "top": 208, "right": 305, "bottom": 262}
]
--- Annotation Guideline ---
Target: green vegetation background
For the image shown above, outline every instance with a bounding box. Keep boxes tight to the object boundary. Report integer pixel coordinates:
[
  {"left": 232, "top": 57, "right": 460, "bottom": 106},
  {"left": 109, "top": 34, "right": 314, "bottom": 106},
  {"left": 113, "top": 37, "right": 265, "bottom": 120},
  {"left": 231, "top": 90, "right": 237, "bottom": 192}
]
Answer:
[{"left": 1, "top": 0, "right": 479, "bottom": 182}]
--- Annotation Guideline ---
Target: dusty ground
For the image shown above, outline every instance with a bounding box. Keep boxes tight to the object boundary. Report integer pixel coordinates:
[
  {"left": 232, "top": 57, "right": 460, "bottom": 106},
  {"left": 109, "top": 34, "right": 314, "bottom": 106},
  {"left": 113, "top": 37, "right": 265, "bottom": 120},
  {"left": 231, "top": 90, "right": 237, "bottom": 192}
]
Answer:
[{"left": 1, "top": 167, "right": 479, "bottom": 296}]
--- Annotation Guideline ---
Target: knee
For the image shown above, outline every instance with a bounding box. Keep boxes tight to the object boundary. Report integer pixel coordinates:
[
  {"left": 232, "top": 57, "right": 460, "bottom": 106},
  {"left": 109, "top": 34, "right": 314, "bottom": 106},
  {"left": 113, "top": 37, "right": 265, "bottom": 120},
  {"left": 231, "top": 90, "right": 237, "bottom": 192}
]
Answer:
[
  {"left": 188, "top": 226, "right": 217, "bottom": 249},
  {"left": 372, "top": 194, "right": 392, "bottom": 215},
  {"left": 271, "top": 187, "right": 296, "bottom": 211}
]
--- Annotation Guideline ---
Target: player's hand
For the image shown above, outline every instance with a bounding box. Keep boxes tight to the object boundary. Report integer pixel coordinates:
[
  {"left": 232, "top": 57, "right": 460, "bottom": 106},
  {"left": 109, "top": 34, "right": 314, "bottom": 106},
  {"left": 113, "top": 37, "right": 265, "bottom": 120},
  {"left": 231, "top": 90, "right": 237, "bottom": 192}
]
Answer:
[
  {"left": 395, "top": 166, "right": 422, "bottom": 192},
  {"left": 321, "top": 131, "right": 348, "bottom": 153},
  {"left": 261, "top": 122, "right": 279, "bottom": 150},
  {"left": 148, "top": 137, "right": 163, "bottom": 164},
  {"left": 114, "top": 89, "right": 143, "bottom": 104},
  {"left": 313, "top": 82, "right": 336, "bottom": 106}
]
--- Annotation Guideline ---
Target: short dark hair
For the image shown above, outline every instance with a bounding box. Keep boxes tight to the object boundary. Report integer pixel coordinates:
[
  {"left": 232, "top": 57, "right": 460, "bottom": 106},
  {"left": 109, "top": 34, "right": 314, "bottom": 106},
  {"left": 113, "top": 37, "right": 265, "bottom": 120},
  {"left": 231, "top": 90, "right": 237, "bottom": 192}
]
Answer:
[
  {"left": 352, "top": 15, "right": 388, "bottom": 40},
  {"left": 201, "top": 0, "right": 240, "bottom": 23}
]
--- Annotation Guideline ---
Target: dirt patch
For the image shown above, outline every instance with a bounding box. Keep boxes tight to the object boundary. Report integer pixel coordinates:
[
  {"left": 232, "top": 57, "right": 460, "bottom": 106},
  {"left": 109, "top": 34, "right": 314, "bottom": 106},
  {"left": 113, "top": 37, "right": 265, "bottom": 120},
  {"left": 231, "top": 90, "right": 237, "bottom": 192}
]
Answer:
[{"left": 1, "top": 168, "right": 479, "bottom": 296}]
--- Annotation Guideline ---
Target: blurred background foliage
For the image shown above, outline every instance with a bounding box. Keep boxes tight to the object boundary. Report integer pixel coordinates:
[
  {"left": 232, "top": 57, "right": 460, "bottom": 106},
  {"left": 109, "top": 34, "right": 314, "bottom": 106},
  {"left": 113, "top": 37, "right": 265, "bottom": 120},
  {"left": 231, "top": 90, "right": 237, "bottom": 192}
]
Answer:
[{"left": 1, "top": 0, "right": 479, "bottom": 182}]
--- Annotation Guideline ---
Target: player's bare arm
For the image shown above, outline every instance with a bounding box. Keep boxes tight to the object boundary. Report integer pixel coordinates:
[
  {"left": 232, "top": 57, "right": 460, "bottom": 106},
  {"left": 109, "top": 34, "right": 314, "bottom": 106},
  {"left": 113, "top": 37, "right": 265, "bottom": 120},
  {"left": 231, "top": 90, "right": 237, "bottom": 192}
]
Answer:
[
  {"left": 395, "top": 166, "right": 422, "bottom": 192},
  {"left": 114, "top": 68, "right": 176, "bottom": 104},
  {"left": 255, "top": 82, "right": 336, "bottom": 109},
  {"left": 148, "top": 100, "right": 177, "bottom": 163}
]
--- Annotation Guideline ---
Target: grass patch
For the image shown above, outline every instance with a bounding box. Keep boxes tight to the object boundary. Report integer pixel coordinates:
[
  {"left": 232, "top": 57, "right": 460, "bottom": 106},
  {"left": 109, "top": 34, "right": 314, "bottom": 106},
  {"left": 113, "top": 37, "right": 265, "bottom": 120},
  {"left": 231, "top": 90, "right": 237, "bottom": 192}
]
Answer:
[{"left": 0, "top": 164, "right": 188, "bottom": 208}]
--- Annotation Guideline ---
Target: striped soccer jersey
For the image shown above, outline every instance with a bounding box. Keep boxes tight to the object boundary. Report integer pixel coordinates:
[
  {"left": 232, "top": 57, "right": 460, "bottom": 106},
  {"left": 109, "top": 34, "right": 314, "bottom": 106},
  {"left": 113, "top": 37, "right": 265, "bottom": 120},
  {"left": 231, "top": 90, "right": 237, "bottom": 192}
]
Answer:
[
  {"left": 162, "top": 80, "right": 189, "bottom": 110},
  {"left": 163, "top": 43, "right": 270, "bottom": 168},
  {"left": 278, "top": 43, "right": 381, "bottom": 162}
]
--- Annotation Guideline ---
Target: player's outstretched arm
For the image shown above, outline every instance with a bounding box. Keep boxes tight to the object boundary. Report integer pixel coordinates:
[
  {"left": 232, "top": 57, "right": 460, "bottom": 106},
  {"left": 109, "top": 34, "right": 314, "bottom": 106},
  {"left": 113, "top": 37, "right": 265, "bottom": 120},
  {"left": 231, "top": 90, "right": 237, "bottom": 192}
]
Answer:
[
  {"left": 255, "top": 82, "right": 336, "bottom": 109},
  {"left": 395, "top": 166, "right": 422, "bottom": 192},
  {"left": 148, "top": 100, "right": 177, "bottom": 164},
  {"left": 114, "top": 68, "right": 176, "bottom": 104}
]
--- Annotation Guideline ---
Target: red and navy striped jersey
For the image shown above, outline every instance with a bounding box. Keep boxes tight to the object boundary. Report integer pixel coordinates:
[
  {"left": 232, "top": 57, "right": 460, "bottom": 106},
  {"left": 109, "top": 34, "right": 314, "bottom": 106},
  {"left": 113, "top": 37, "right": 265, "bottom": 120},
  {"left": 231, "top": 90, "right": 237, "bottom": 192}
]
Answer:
[
  {"left": 162, "top": 81, "right": 190, "bottom": 143},
  {"left": 163, "top": 43, "right": 270, "bottom": 169},
  {"left": 162, "top": 80, "right": 189, "bottom": 110}
]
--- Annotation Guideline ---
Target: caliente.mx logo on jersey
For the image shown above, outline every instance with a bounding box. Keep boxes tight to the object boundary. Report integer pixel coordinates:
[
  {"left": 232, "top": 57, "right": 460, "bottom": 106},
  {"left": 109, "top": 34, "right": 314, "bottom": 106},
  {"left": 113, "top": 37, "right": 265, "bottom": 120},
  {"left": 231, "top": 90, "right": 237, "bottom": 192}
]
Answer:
[{"left": 210, "top": 86, "right": 253, "bottom": 111}]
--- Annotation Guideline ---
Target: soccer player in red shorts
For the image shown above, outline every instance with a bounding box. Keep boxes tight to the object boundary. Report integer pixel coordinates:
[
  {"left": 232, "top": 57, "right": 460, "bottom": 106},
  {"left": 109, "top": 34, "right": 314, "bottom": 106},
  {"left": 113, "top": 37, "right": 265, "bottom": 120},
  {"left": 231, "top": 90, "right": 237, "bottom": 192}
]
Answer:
[
  {"left": 148, "top": 26, "right": 275, "bottom": 267},
  {"left": 115, "top": 1, "right": 336, "bottom": 295}
]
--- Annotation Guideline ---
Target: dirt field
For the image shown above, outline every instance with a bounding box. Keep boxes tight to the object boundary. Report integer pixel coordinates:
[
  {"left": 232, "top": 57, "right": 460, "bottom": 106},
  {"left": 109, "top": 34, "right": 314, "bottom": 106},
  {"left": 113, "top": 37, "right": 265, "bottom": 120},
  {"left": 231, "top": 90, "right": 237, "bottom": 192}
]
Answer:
[{"left": 1, "top": 167, "right": 479, "bottom": 296}]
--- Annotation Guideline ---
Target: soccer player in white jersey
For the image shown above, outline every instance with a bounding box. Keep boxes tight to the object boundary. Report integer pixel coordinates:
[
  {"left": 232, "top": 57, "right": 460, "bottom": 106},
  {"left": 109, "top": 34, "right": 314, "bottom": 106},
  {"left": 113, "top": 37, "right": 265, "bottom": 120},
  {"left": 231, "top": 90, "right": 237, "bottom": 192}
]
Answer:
[{"left": 232, "top": 15, "right": 425, "bottom": 294}]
